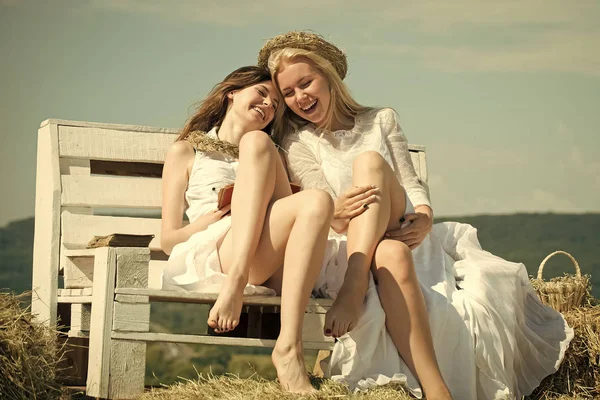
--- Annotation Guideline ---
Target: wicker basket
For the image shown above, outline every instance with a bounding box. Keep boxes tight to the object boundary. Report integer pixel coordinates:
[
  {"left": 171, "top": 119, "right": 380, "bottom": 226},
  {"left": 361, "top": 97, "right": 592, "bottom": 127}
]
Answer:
[{"left": 532, "top": 250, "right": 589, "bottom": 313}]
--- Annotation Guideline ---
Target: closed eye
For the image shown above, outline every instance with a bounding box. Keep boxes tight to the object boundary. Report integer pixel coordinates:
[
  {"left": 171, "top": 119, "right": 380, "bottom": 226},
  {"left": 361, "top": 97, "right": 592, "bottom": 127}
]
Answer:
[{"left": 299, "top": 80, "right": 312, "bottom": 89}]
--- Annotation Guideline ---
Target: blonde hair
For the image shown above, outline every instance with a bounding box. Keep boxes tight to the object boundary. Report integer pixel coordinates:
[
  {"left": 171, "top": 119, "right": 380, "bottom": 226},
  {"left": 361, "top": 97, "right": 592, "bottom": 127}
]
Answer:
[{"left": 267, "top": 48, "right": 370, "bottom": 142}]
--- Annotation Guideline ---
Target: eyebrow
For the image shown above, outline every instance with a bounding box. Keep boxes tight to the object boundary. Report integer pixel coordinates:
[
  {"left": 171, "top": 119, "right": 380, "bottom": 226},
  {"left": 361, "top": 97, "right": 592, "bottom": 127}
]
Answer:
[
  {"left": 258, "top": 84, "right": 280, "bottom": 107},
  {"left": 281, "top": 76, "right": 311, "bottom": 93}
]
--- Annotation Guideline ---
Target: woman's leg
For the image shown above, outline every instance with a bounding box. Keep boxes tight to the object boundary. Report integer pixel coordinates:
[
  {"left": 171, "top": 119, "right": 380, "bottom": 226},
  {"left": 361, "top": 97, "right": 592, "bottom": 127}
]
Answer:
[
  {"left": 325, "top": 150, "right": 450, "bottom": 398},
  {"left": 373, "top": 240, "right": 451, "bottom": 399},
  {"left": 216, "top": 188, "right": 333, "bottom": 392},
  {"left": 207, "top": 131, "right": 334, "bottom": 392},
  {"left": 207, "top": 130, "right": 289, "bottom": 333},
  {"left": 325, "top": 151, "right": 405, "bottom": 337}
]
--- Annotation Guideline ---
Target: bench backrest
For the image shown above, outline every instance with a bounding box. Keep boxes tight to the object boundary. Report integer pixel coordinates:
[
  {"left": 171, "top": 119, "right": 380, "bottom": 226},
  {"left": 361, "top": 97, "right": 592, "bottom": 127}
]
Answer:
[{"left": 32, "top": 118, "right": 428, "bottom": 317}]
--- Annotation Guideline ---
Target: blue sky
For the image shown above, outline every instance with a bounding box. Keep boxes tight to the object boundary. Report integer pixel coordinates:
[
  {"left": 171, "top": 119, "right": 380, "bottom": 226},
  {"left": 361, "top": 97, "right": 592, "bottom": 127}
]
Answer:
[{"left": 1, "top": 0, "right": 599, "bottom": 226}]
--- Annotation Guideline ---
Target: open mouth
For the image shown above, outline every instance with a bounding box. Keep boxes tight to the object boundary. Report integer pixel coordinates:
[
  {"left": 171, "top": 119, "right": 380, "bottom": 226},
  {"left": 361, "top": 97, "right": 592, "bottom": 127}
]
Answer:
[
  {"left": 300, "top": 99, "right": 318, "bottom": 115},
  {"left": 252, "top": 106, "right": 265, "bottom": 120}
]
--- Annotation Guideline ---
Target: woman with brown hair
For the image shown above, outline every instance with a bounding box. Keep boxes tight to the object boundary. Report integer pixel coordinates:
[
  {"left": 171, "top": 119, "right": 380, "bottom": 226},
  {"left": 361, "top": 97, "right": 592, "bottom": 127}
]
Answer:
[{"left": 160, "top": 66, "right": 333, "bottom": 393}]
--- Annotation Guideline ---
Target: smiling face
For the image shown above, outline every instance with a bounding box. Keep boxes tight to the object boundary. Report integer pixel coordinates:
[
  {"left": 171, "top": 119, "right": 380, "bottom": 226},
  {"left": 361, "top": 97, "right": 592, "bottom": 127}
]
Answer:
[
  {"left": 228, "top": 81, "right": 279, "bottom": 131},
  {"left": 276, "top": 59, "right": 331, "bottom": 127}
]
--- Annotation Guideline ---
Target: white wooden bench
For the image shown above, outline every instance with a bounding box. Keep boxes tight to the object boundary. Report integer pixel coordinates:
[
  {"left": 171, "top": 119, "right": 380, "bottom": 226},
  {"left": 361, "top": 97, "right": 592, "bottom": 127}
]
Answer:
[{"left": 31, "top": 118, "right": 429, "bottom": 399}]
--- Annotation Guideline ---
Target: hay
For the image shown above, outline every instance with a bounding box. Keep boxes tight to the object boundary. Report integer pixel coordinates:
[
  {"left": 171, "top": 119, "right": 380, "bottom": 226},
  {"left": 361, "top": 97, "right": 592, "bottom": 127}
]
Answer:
[
  {"left": 0, "top": 291, "right": 66, "bottom": 400},
  {"left": 528, "top": 299, "right": 600, "bottom": 399},
  {"left": 137, "top": 372, "right": 412, "bottom": 400},
  {"left": 185, "top": 131, "right": 240, "bottom": 159},
  {"left": 257, "top": 31, "right": 348, "bottom": 79}
]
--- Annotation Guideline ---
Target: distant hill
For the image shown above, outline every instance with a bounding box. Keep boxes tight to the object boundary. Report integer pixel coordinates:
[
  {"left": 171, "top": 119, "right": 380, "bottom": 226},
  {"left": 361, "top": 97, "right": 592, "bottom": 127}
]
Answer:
[
  {"left": 2, "top": 213, "right": 598, "bottom": 384},
  {"left": 1, "top": 214, "right": 597, "bottom": 298}
]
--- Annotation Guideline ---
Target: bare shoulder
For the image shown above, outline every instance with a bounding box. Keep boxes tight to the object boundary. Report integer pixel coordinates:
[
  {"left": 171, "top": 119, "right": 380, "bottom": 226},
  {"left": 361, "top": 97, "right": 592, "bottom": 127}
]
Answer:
[{"left": 167, "top": 140, "right": 195, "bottom": 159}]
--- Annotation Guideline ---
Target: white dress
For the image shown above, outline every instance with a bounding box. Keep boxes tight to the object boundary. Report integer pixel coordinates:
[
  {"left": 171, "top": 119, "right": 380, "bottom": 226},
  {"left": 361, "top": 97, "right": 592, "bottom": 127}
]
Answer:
[
  {"left": 282, "top": 108, "right": 574, "bottom": 400},
  {"left": 162, "top": 128, "right": 275, "bottom": 296}
]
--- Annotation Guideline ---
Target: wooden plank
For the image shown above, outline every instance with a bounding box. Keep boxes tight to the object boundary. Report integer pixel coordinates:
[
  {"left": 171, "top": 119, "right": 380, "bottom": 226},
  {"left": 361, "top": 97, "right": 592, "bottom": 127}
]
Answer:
[
  {"left": 60, "top": 158, "right": 91, "bottom": 176},
  {"left": 113, "top": 303, "right": 150, "bottom": 332},
  {"left": 58, "top": 288, "right": 93, "bottom": 297},
  {"left": 58, "top": 125, "right": 176, "bottom": 163},
  {"left": 71, "top": 304, "right": 91, "bottom": 332},
  {"left": 58, "top": 296, "right": 93, "bottom": 304},
  {"left": 302, "top": 313, "right": 328, "bottom": 342},
  {"left": 61, "top": 175, "right": 162, "bottom": 209},
  {"left": 63, "top": 252, "right": 94, "bottom": 289},
  {"left": 63, "top": 248, "right": 98, "bottom": 257},
  {"left": 114, "top": 288, "right": 334, "bottom": 310},
  {"left": 42, "top": 118, "right": 180, "bottom": 134},
  {"left": 115, "top": 247, "right": 150, "bottom": 289},
  {"left": 115, "top": 294, "right": 149, "bottom": 303},
  {"left": 86, "top": 247, "right": 117, "bottom": 398},
  {"left": 108, "top": 340, "right": 146, "bottom": 398},
  {"left": 32, "top": 122, "right": 61, "bottom": 326},
  {"left": 61, "top": 210, "right": 163, "bottom": 251},
  {"left": 111, "top": 331, "right": 335, "bottom": 350},
  {"left": 68, "top": 330, "right": 89, "bottom": 339}
]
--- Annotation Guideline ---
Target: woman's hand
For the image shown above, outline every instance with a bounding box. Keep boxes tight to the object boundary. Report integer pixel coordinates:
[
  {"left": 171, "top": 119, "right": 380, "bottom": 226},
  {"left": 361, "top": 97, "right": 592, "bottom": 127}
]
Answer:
[
  {"left": 334, "top": 185, "right": 379, "bottom": 220},
  {"left": 194, "top": 205, "right": 231, "bottom": 228},
  {"left": 384, "top": 205, "right": 433, "bottom": 249},
  {"left": 330, "top": 185, "right": 379, "bottom": 233}
]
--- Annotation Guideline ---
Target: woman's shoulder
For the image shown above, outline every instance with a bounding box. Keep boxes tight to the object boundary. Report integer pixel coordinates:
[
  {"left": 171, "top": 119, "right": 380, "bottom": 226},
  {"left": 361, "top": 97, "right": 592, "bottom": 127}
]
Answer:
[
  {"left": 354, "top": 107, "right": 400, "bottom": 135},
  {"left": 357, "top": 107, "right": 398, "bottom": 124},
  {"left": 166, "top": 140, "right": 195, "bottom": 160}
]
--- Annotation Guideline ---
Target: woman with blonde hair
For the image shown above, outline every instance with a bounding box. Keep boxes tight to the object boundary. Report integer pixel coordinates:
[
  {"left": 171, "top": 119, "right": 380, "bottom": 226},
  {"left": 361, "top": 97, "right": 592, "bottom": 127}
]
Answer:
[
  {"left": 259, "top": 32, "right": 573, "bottom": 399},
  {"left": 161, "top": 65, "right": 334, "bottom": 393}
]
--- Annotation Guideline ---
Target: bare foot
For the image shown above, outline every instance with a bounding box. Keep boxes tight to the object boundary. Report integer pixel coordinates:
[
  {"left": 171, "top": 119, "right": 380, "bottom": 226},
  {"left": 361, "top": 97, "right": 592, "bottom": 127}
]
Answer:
[
  {"left": 424, "top": 387, "right": 453, "bottom": 400},
  {"left": 207, "top": 276, "right": 246, "bottom": 333},
  {"left": 324, "top": 281, "right": 365, "bottom": 338},
  {"left": 272, "top": 341, "right": 316, "bottom": 394}
]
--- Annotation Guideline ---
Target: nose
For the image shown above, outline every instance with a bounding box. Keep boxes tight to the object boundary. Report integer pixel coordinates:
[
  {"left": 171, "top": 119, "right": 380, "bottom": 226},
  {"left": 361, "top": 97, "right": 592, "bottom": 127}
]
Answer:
[
  {"left": 295, "top": 89, "right": 307, "bottom": 104},
  {"left": 263, "top": 96, "right": 274, "bottom": 109}
]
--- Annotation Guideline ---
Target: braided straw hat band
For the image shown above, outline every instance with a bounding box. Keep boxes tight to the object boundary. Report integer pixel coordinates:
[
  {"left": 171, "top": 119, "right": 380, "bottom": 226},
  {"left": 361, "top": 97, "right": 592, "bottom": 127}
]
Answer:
[{"left": 257, "top": 31, "right": 348, "bottom": 80}]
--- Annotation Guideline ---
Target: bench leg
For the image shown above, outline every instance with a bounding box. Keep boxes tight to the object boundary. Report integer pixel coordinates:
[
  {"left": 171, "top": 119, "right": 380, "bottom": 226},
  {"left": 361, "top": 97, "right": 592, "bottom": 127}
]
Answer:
[
  {"left": 86, "top": 247, "right": 149, "bottom": 399},
  {"left": 312, "top": 349, "right": 331, "bottom": 377}
]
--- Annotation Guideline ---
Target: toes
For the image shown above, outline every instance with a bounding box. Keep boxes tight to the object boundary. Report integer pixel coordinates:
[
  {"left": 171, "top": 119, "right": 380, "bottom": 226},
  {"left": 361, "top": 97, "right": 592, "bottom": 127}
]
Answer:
[
  {"left": 207, "top": 318, "right": 218, "bottom": 329},
  {"left": 331, "top": 318, "right": 340, "bottom": 339},
  {"left": 324, "top": 314, "right": 334, "bottom": 337}
]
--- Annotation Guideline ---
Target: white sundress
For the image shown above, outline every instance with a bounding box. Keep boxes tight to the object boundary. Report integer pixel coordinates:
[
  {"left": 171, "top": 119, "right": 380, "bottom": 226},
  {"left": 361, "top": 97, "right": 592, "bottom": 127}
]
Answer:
[
  {"left": 161, "top": 128, "right": 275, "bottom": 296},
  {"left": 282, "top": 107, "right": 574, "bottom": 400}
]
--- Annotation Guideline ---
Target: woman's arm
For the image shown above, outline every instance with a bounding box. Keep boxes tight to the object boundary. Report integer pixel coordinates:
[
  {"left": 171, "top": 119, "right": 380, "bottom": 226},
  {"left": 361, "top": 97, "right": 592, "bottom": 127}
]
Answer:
[
  {"left": 382, "top": 108, "right": 432, "bottom": 210},
  {"left": 160, "top": 141, "right": 230, "bottom": 255},
  {"left": 381, "top": 108, "right": 433, "bottom": 248}
]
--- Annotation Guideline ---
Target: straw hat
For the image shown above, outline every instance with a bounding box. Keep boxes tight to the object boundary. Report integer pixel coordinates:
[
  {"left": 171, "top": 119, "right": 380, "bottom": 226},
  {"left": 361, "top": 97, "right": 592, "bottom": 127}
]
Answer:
[{"left": 257, "top": 31, "right": 348, "bottom": 79}]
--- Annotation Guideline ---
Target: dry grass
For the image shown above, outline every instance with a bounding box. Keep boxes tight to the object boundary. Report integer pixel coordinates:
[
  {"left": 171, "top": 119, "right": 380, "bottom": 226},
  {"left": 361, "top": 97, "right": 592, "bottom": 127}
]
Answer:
[
  {"left": 0, "top": 291, "right": 66, "bottom": 400},
  {"left": 137, "top": 373, "right": 413, "bottom": 400},
  {"left": 527, "top": 297, "right": 600, "bottom": 399}
]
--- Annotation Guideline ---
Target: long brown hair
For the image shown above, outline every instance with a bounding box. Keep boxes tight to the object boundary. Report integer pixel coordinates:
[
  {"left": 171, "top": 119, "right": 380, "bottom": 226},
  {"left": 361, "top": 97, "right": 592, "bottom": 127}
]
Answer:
[{"left": 177, "top": 66, "right": 273, "bottom": 141}]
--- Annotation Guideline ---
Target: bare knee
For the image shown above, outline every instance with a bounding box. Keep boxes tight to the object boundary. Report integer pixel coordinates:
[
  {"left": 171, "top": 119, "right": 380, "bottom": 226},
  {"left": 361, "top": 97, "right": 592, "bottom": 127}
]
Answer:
[
  {"left": 374, "top": 240, "right": 415, "bottom": 285},
  {"left": 297, "top": 189, "right": 335, "bottom": 222},
  {"left": 238, "top": 130, "right": 275, "bottom": 157},
  {"left": 353, "top": 151, "right": 387, "bottom": 173}
]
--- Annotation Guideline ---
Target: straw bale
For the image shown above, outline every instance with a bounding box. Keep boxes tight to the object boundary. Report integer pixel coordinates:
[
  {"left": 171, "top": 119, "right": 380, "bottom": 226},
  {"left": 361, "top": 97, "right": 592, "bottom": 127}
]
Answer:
[
  {"left": 527, "top": 300, "right": 600, "bottom": 399},
  {"left": 0, "top": 291, "right": 66, "bottom": 400}
]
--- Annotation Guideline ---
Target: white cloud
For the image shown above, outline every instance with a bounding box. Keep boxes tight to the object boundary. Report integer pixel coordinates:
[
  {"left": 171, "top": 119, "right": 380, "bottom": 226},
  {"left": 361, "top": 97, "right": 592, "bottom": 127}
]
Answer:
[{"left": 363, "top": 30, "right": 600, "bottom": 77}]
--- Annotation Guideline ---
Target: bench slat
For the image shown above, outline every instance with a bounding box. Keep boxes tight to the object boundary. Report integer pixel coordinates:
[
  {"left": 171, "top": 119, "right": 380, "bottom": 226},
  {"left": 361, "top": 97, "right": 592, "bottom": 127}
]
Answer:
[
  {"left": 61, "top": 175, "right": 162, "bottom": 209},
  {"left": 111, "top": 331, "right": 335, "bottom": 350},
  {"left": 114, "top": 287, "right": 334, "bottom": 310},
  {"left": 59, "top": 125, "right": 176, "bottom": 163},
  {"left": 61, "top": 211, "right": 163, "bottom": 251}
]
